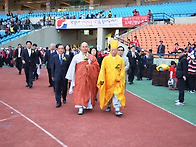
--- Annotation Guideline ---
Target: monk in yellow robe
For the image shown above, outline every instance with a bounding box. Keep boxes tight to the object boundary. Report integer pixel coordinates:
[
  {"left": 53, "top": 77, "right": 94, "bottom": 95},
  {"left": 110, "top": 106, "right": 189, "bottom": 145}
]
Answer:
[
  {"left": 97, "top": 40, "right": 126, "bottom": 116},
  {"left": 66, "top": 42, "right": 100, "bottom": 115}
]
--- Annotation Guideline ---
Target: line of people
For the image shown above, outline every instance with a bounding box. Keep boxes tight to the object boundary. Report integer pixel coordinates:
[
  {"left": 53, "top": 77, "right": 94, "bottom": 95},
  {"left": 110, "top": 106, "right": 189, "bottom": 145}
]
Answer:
[{"left": 5, "top": 40, "right": 126, "bottom": 117}]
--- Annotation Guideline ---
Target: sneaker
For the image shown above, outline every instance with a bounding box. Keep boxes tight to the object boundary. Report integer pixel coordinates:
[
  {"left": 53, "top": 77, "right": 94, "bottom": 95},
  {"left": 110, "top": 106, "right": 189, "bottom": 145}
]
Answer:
[
  {"left": 175, "top": 102, "right": 184, "bottom": 106},
  {"left": 189, "top": 90, "right": 195, "bottom": 94},
  {"left": 105, "top": 106, "right": 111, "bottom": 112},
  {"left": 78, "top": 108, "right": 83, "bottom": 115},
  {"left": 175, "top": 100, "right": 185, "bottom": 104},
  {"left": 115, "top": 111, "right": 123, "bottom": 116}
]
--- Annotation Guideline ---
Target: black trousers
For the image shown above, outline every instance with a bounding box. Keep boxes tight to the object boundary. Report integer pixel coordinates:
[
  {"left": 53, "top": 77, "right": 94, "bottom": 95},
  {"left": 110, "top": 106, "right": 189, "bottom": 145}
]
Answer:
[
  {"left": 177, "top": 78, "right": 185, "bottom": 103},
  {"left": 188, "top": 74, "right": 195, "bottom": 91},
  {"left": 24, "top": 66, "right": 34, "bottom": 86},
  {"left": 128, "top": 66, "right": 136, "bottom": 83},
  {"left": 147, "top": 64, "right": 152, "bottom": 80},
  {"left": 137, "top": 65, "right": 144, "bottom": 80},
  {"left": 47, "top": 68, "right": 53, "bottom": 86},
  {"left": 15, "top": 58, "right": 22, "bottom": 73},
  {"left": 54, "top": 78, "right": 68, "bottom": 104}
]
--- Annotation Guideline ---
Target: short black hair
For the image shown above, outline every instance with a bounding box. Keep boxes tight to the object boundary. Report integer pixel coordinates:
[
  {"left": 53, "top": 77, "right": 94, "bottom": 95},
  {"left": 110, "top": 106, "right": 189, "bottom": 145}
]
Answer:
[
  {"left": 33, "top": 43, "right": 37, "bottom": 47},
  {"left": 26, "top": 41, "right": 32, "bottom": 45},
  {"left": 117, "top": 46, "right": 124, "bottom": 51},
  {"left": 56, "top": 43, "right": 61, "bottom": 48},
  {"left": 149, "top": 49, "right": 152, "bottom": 52},
  {"left": 171, "top": 61, "right": 176, "bottom": 65},
  {"left": 178, "top": 48, "right": 184, "bottom": 52}
]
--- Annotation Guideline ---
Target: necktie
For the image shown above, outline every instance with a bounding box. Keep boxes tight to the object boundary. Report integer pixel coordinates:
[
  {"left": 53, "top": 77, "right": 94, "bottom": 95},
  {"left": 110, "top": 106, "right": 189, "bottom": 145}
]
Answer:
[{"left": 60, "top": 55, "right": 62, "bottom": 65}]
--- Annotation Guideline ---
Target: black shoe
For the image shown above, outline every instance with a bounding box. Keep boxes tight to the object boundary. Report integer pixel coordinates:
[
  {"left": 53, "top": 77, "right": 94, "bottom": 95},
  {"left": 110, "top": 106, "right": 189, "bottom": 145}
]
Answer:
[
  {"left": 29, "top": 85, "right": 33, "bottom": 88},
  {"left": 136, "top": 79, "right": 141, "bottom": 81},
  {"left": 36, "top": 77, "right": 38, "bottom": 80},
  {"left": 105, "top": 106, "right": 111, "bottom": 112},
  {"left": 63, "top": 99, "right": 66, "bottom": 104},
  {"left": 56, "top": 102, "right": 61, "bottom": 108},
  {"left": 26, "top": 84, "right": 29, "bottom": 87},
  {"left": 19, "top": 72, "right": 21, "bottom": 75},
  {"left": 129, "top": 82, "right": 133, "bottom": 85},
  {"left": 48, "top": 85, "right": 53, "bottom": 87}
]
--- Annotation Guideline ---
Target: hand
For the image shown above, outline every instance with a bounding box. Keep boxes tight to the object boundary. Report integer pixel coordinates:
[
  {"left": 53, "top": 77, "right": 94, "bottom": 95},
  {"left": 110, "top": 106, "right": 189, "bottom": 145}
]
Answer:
[
  {"left": 85, "top": 64, "right": 89, "bottom": 69},
  {"left": 52, "top": 77, "right": 54, "bottom": 81},
  {"left": 100, "top": 81, "right": 104, "bottom": 85},
  {"left": 36, "top": 64, "right": 38, "bottom": 68},
  {"left": 22, "top": 60, "right": 25, "bottom": 64},
  {"left": 183, "top": 76, "right": 186, "bottom": 81}
]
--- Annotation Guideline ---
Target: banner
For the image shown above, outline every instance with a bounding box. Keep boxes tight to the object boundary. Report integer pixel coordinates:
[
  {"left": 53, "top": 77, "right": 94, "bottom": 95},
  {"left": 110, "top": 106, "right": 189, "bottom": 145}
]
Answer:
[
  {"left": 56, "top": 15, "right": 149, "bottom": 29},
  {"left": 122, "top": 15, "right": 149, "bottom": 27}
]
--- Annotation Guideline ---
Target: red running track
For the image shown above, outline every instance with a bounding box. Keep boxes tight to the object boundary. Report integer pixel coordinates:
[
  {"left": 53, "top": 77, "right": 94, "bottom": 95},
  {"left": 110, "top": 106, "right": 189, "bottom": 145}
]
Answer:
[{"left": 0, "top": 68, "right": 196, "bottom": 147}]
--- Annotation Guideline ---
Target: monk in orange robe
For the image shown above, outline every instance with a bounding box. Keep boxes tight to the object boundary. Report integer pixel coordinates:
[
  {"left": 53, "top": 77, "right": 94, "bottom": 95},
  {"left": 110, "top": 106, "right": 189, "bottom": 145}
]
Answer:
[
  {"left": 66, "top": 42, "right": 100, "bottom": 115},
  {"left": 97, "top": 40, "right": 126, "bottom": 116}
]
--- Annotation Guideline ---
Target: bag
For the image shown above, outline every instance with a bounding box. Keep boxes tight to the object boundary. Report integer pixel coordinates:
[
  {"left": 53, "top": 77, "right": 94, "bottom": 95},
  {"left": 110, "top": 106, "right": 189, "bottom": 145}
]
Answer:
[{"left": 168, "top": 79, "right": 173, "bottom": 86}]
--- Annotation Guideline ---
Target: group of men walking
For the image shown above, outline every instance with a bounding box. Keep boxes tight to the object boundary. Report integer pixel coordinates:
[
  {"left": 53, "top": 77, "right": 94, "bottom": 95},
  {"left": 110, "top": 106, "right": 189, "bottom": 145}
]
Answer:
[{"left": 17, "top": 40, "right": 126, "bottom": 116}]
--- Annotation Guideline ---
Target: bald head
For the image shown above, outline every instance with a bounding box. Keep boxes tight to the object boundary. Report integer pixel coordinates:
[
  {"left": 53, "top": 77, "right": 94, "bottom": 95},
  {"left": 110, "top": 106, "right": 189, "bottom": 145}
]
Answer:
[{"left": 80, "top": 42, "right": 88, "bottom": 54}]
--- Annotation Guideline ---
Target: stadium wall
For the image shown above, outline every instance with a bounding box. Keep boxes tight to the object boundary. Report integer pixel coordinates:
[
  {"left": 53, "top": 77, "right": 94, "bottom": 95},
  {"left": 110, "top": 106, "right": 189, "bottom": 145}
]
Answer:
[
  {"left": 0, "top": 27, "right": 97, "bottom": 48},
  {"left": 174, "top": 16, "right": 196, "bottom": 24}
]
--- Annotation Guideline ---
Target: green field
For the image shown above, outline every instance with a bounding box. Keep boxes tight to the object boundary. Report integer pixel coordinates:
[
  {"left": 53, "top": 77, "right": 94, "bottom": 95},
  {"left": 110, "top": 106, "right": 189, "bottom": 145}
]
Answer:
[{"left": 126, "top": 78, "right": 196, "bottom": 126}]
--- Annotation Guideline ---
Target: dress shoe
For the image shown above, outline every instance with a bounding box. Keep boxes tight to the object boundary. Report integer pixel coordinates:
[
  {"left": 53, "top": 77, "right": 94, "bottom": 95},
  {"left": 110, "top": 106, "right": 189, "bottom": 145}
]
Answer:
[
  {"left": 29, "top": 85, "right": 33, "bottom": 88},
  {"left": 48, "top": 85, "right": 53, "bottom": 87},
  {"left": 115, "top": 111, "right": 123, "bottom": 116},
  {"left": 78, "top": 108, "right": 83, "bottom": 115},
  {"left": 56, "top": 102, "right": 61, "bottom": 108},
  {"left": 63, "top": 99, "right": 66, "bottom": 104},
  {"left": 19, "top": 72, "right": 21, "bottom": 75},
  {"left": 105, "top": 106, "right": 111, "bottom": 112},
  {"left": 26, "top": 84, "right": 29, "bottom": 87}
]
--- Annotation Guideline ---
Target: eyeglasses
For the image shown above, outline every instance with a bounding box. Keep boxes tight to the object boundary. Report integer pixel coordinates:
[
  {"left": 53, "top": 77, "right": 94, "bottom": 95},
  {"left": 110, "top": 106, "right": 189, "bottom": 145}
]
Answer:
[
  {"left": 118, "top": 50, "right": 124, "bottom": 51},
  {"left": 178, "top": 52, "right": 183, "bottom": 53}
]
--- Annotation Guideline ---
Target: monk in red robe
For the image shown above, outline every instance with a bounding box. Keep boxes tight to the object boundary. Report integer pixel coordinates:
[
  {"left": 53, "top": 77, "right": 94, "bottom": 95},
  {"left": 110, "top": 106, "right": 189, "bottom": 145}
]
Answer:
[{"left": 66, "top": 42, "right": 100, "bottom": 115}]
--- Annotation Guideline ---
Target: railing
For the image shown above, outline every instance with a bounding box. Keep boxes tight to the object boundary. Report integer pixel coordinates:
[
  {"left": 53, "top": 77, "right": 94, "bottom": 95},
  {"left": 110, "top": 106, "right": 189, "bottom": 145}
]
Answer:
[
  {"left": 171, "top": 13, "right": 195, "bottom": 17},
  {"left": 152, "top": 13, "right": 175, "bottom": 24}
]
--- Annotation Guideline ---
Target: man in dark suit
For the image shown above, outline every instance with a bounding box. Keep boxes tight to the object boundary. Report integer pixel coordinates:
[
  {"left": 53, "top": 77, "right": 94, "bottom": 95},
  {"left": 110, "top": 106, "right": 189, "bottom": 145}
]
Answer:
[
  {"left": 157, "top": 40, "right": 165, "bottom": 58},
  {"left": 127, "top": 46, "right": 138, "bottom": 84},
  {"left": 14, "top": 44, "right": 23, "bottom": 75},
  {"left": 33, "top": 43, "right": 41, "bottom": 80},
  {"left": 51, "top": 44, "right": 70, "bottom": 108},
  {"left": 21, "top": 41, "right": 37, "bottom": 88},
  {"left": 43, "top": 43, "right": 57, "bottom": 87}
]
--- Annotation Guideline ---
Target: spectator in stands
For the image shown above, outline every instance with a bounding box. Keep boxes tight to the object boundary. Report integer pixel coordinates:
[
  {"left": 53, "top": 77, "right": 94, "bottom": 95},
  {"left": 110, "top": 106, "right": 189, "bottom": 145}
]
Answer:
[
  {"left": 47, "top": 14, "right": 52, "bottom": 26},
  {"left": 0, "top": 19, "right": 3, "bottom": 30},
  {"left": 73, "top": 14, "right": 76, "bottom": 19},
  {"left": 65, "top": 14, "right": 69, "bottom": 19},
  {"left": 185, "top": 42, "right": 191, "bottom": 53},
  {"left": 187, "top": 47, "right": 196, "bottom": 93},
  {"left": 43, "top": 14, "right": 46, "bottom": 26},
  {"left": 91, "top": 12, "right": 94, "bottom": 19},
  {"left": 107, "top": 11, "right": 112, "bottom": 18},
  {"left": 137, "top": 49, "right": 147, "bottom": 81},
  {"left": 157, "top": 40, "right": 165, "bottom": 58},
  {"left": 147, "top": 49, "right": 154, "bottom": 80},
  {"left": 24, "top": 17, "right": 31, "bottom": 30},
  {"left": 169, "top": 61, "right": 177, "bottom": 90},
  {"left": 7, "top": 10, "right": 13, "bottom": 17},
  {"left": 5, "top": 27, "right": 10, "bottom": 36},
  {"left": 86, "top": 13, "right": 90, "bottom": 19},
  {"left": 79, "top": 13, "right": 82, "bottom": 19},
  {"left": 127, "top": 46, "right": 138, "bottom": 84},
  {"left": 147, "top": 10, "right": 152, "bottom": 20},
  {"left": 175, "top": 48, "right": 188, "bottom": 106},
  {"left": 133, "top": 9, "right": 139, "bottom": 16}
]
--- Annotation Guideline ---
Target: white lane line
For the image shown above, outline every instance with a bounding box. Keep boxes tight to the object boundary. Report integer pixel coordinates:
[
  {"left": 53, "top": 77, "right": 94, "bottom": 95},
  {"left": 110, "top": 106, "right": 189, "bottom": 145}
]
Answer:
[
  {"left": 125, "top": 90, "right": 196, "bottom": 127},
  {"left": 0, "top": 115, "right": 19, "bottom": 122},
  {"left": 0, "top": 100, "right": 68, "bottom": 147}
]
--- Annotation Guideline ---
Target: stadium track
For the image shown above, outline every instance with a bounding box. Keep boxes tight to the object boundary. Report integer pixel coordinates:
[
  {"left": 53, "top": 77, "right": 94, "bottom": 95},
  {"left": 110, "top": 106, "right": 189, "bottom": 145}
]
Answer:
[{"left": 0, "top": 68, "right": 196, "bottom": 147}]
